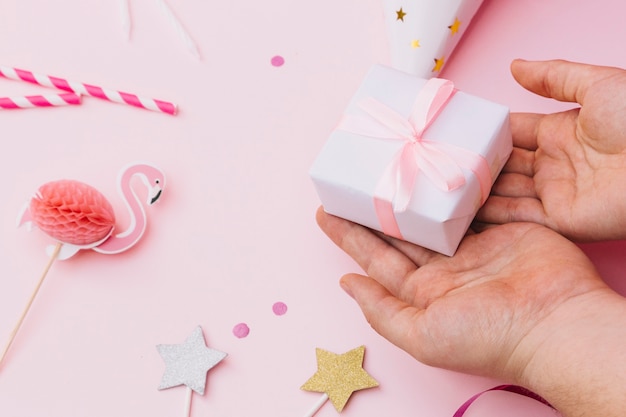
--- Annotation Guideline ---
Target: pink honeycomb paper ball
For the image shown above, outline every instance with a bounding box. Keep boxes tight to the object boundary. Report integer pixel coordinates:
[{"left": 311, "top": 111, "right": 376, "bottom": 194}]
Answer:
[{"left": 29, "top": 180, "right": 116, "bottom": 246}]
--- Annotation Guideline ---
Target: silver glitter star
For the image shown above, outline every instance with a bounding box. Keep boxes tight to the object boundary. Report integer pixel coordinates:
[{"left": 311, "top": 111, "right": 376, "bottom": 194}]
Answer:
[{"left": 156, "top": 326, "right": 227, "bottom": 395}]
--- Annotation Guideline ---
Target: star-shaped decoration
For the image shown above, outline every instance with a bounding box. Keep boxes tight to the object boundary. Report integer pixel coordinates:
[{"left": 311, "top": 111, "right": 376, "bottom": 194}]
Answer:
[
  {"left": 448, "top": 17, "right": 461, "bottom": 35},
  {"left": 396, "top": 7, "right": 406, "bottom": 21},
  {"left": 411, "top": 39, "right": 421, "bottom": 48},
  {"left": 157, "top": 326, "right": 227, "bottom": 395},
  {"left": 432, "top": 56, "right": 445, "bottom": 72},
  {"left": 301, "top": 346, "right": 378, "bottom": 412}
]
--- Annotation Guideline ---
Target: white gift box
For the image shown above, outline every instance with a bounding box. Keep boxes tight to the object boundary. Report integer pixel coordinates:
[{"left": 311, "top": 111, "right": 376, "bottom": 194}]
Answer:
[
  {"left": 383, "top": 0, "right": 484, "bottom": 77},
  {"left": 310, "top": 65, "right": 512, "bottom": 255}
]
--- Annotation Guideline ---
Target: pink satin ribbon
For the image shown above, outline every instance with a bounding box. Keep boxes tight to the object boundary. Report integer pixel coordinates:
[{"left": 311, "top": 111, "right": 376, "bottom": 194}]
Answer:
[
  {"left": 338, "top": 78, "right": 492, "bottom": 239},
  {"left": 453, "top": 384, "right": 553, "bottom": 416}
]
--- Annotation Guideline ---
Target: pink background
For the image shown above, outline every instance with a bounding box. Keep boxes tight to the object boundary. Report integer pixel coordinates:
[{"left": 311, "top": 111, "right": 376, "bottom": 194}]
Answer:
[{"left": 0, "top": 0, "right": 624, "bottom": 416}]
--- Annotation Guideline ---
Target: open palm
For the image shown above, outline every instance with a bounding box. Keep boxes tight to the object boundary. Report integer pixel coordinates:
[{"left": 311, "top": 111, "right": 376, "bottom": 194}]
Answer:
[
  {"left": 316, "top": 207, "right": 611, "bottom": 382},
  {"left": 477, "top": 59, "right": 626, "bottom": 241}
]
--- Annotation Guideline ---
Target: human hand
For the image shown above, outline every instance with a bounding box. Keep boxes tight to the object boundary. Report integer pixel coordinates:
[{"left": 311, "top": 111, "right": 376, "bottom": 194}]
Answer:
[
  {"left": 316, "top": 207, "right": 626, "bottom": 416},
  {"left": 476, "top": 59, "right": 626, "bottom": 241}
]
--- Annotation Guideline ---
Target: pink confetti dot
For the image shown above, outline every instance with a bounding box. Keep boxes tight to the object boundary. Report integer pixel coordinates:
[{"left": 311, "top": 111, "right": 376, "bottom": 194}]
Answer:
[
  {"left": 271, "top": 55, "right": 285, "bottom": 67},
  {"left": 272, "top": 301, "right": 288, "bottom": 316},
  {"left": 232, "top": 323, "right": 250, "bottom": 338}
]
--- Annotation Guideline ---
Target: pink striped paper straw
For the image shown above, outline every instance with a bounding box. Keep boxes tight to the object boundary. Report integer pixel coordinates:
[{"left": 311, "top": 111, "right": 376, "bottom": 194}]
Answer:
[
  {"left": 0, "top": 92, "right": 81, "bottom": 109},
  {"left": 0, "top": 65, "right": 177, "bottom": 115}
]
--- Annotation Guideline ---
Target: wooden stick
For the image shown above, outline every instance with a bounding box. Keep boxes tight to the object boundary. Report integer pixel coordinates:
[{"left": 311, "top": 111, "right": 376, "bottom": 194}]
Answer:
[
  {"left": 0, "top": 242, "right": 62, "bottom": 368},
  {"left": 303, "top": 393, "right": 329, "bottom": 417}
]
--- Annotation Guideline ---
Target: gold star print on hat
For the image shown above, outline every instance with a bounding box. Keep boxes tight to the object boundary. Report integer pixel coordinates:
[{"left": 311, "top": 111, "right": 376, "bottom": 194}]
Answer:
[{"left": 383, "top": 1, "right": 484, "bottom": 77}]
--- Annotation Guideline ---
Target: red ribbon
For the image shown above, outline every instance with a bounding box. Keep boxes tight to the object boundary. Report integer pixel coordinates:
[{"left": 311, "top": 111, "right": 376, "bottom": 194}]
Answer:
[
  {"left": 453, "top": 384, "right": 553, "bottom": 416},
  {"left": 338, "top": 78, "right": 492, "bottom": 240}
]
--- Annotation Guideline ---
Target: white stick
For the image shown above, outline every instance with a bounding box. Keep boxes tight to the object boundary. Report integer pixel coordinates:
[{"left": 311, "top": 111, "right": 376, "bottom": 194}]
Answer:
[
  {"left": 303, "top": 393, "right": 329, "bottom": 417},
  {"left": 0, "top": 242, "right": 62, "bottom": 368},
  {"left": 183, "top": 386, "right": 193, "bottom": 417},
  {"left": 119, "top": 0, "right": 131, "bottom": 38},
  {"left": 156, "top": 0, "right": 201, "bottom": 60}
]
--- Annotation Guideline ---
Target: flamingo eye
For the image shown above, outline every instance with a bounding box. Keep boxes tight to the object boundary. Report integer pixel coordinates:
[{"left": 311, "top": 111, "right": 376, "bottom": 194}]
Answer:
[{"left": 155, "top": 179, "right": 160, "bottom": 185}]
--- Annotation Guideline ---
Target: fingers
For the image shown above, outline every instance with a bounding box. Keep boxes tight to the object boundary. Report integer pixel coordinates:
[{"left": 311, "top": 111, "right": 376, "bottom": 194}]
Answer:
[
  {"left": 510, "top": 113, "right": 542, "bottom": 151},
  {"left": 316, "top": 207, "right": 417, "bottom": 295},
  {"left": 372, "top": 229, "right": 440, "bottom": 267},
  {"left": 316, "top": 207, "right": 446, "bottom": 297},
  {"left": 510, "top": 59, "right": 620, "bottom": 105},
  {"left": 491, "top": 173, "right": 537, "bottom": 198},
  {"left": 476, "top": 195, "right": 548, "bottom": 225},
  {"left": 501, "top": 147, "right": 535, "bottom": 176},
  {"left": 339, "top": 273, "right": 426, "bottom": 361},
  {"left": 494, "top": 114, "right": 539, "bottom": 199}
]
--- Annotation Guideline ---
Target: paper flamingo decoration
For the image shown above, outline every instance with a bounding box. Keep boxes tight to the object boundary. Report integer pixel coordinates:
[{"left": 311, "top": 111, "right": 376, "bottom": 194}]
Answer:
[
  {"left": 0, "top": 163, "right": 165, "bottom": 368},
  {"left": 18, "top": 162, "right": 165, "bottom": 260},
  {"left": 157, "top": 326, "right": 227, "bottom": 417},
  {"left": 300, "top": 346, "right": 378, "bottom": 416}
]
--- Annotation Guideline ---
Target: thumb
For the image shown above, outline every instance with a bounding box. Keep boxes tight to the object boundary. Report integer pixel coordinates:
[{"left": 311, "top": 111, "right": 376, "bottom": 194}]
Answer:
[{"left": 510, "top": 59, "right": 622, "bottom": 105}]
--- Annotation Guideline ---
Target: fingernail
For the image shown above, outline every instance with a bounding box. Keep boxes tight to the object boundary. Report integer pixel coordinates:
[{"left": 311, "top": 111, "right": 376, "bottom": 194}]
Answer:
[{"left": 340, "top": 278, "right": 355, "bottom": 299}]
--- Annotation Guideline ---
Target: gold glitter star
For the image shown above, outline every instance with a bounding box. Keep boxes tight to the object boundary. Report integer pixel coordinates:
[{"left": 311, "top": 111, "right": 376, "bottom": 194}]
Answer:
[
  {"left": 396, "top": 7, "right": 406, "bottom": 21},
  {"left": 301, "top": 346, "right": 378, "bottom": 412},
  {"left": 411, "top": 39, "right": 421, "bottom": 48},
  {"left": 432, "top": 56, "right": 445, "bottom": 72},
  {"left": 448, "top": 17, "right": 461, "bottom": 34}
]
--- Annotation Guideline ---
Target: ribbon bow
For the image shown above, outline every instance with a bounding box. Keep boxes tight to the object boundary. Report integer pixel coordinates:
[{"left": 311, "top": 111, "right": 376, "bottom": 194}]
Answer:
[{"left": 338, "top": 78, "right": 492, "bottom": 239}]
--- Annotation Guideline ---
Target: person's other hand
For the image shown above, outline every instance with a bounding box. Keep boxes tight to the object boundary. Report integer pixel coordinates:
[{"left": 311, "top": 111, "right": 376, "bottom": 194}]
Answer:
[{"left": 477, "top": 59, "right": 626, "bottom": 241}]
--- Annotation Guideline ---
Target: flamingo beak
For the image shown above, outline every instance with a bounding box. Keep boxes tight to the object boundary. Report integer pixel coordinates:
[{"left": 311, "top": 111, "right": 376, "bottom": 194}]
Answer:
[{"left": 149, "top": 186, "right": 163, "bottom": 205}]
